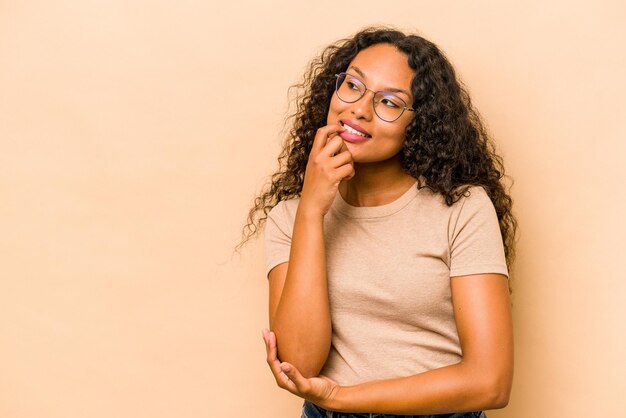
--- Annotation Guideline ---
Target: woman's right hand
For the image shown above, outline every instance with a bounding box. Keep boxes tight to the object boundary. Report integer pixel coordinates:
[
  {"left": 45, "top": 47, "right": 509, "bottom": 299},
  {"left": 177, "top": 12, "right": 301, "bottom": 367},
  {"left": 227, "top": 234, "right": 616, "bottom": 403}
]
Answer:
[{"left": 299, "top": 124, "right": 355, "bottom": 217}]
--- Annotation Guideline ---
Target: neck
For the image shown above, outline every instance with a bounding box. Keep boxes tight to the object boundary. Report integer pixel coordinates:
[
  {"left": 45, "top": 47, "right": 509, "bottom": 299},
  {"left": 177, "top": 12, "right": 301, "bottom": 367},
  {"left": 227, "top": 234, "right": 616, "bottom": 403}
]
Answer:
[{"left": 338, "top": 156, "right": 416, "bottom": 207}]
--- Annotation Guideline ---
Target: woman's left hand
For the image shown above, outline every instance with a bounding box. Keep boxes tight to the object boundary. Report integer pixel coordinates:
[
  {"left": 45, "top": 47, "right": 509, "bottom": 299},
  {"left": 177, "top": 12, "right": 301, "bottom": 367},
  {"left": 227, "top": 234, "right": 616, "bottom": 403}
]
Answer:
[{"left": 262, "top": 329, "right": 341, "bottom": 409}]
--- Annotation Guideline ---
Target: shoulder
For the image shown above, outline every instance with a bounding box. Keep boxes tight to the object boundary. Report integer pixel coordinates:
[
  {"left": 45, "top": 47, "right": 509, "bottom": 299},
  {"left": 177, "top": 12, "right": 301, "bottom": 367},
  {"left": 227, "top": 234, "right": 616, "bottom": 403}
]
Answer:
[
  {"left": 447, "top": 185, "right": 508, "bottom": 276},
  {"left": 267, "top": 197, "right": 300, "bottom": 219},
  {"left": 452, "top": 185, "right": 496, "bottom": 214},
  {"left": 414, "top": 184, "right": 494, "bottom": 215},
  {"left": 266, "top": 196, "right": 301, "bottom": 225},
  {"left": 459, "top": 185, "right": 493, "bottom": 208},
  {"left": 447, "top": 185, "right": 500, "bottom": 239}
]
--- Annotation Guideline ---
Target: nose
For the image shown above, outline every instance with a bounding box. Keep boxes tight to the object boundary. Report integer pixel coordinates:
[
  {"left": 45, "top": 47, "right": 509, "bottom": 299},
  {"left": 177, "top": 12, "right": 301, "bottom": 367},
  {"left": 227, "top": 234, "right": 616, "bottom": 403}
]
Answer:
[{"left": 349, "top": 88, "right": 375, "bottom": 120}]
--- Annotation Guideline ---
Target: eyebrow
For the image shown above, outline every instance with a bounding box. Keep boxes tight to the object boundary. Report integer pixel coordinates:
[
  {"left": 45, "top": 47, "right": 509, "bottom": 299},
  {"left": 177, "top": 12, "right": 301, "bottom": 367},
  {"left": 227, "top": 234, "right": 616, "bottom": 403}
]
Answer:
[{"left": 348, "top": 65, "right": 412, "bottom": 98}]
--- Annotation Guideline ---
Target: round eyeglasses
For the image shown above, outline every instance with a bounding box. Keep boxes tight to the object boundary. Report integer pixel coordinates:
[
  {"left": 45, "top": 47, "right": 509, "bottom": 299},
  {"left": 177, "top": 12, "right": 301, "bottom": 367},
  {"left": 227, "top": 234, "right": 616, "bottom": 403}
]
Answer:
[{"left": 334, "top": 72, "right": 415, "bottom": 122}]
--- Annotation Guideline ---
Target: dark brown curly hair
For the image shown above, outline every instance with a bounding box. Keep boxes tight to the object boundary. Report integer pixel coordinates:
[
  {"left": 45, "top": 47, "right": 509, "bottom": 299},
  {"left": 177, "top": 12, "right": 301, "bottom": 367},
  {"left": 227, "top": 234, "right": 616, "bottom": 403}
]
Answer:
[{"left": 236, "top": 26, "right": 518, "bottom": 280}]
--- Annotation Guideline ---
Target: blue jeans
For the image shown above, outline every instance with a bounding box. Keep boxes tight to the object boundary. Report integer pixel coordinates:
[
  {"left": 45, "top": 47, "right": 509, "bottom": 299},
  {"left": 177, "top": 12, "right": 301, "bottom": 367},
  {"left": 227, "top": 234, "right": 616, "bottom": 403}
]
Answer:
[{"left": 301, "top": 400, "right": 486, "bottom": 418}]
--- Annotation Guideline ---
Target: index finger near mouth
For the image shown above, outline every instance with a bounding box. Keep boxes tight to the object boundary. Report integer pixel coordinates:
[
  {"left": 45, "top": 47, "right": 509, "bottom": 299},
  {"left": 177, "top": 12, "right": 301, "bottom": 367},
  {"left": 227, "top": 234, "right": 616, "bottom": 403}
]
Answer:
[{"left": 312, "top": 124, "right": 344, "bottom": 153}]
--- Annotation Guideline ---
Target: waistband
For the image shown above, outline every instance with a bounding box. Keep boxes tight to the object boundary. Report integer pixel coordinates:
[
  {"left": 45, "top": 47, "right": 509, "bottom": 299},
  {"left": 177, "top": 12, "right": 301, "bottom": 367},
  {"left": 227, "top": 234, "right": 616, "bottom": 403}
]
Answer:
[{"left": 304, "top": 400, "right": 484, "bottom": 418}]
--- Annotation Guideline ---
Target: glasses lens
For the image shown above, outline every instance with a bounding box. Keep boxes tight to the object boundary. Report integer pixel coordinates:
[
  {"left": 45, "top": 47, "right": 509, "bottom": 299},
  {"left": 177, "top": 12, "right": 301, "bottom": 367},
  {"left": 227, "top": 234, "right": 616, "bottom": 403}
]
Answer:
[
  {"left": 374, "top": 92, "right": 406, "bottom": 122},
  {"left": 336, "top": 73, "right": 365, "bottom": 103}
]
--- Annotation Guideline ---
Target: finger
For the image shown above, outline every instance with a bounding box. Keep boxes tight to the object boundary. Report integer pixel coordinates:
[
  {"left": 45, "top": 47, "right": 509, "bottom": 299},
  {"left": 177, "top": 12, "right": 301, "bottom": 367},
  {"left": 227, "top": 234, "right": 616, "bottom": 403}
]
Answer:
[
  {"left": 268, "top": 333, "right": 301, "bottom": 393},
  {"left": 263, "top": 331, "right": 274, "bottom": 364},
  {"left": 262, "top": 329, "right": 271, "bottom": 354},
  {"left": 336, "top": 163, "right": 355, "bottom": 181},
  {"left": 321, "top": 135, "right": 348, "bottom": 158},
  {"left": 266, "top": 330, "right": 280, "bottom": 366},
  {"left": 280, "top": 362, "right": 311, "bottom": 394},
  {"left": 338, "top": 139, "right": 349, "bottom": 153},
  {"left": 264, "top": 331, "right": 281, "bottom": 375},
  {"left": 325, "top": 127, "right": 342, "bottom": 144},
  {"left": 330, "top": 150, "right": 353, "bottom": 168},
  {"left": 312, "top": 124, "right": 344, "bottom": 154}
]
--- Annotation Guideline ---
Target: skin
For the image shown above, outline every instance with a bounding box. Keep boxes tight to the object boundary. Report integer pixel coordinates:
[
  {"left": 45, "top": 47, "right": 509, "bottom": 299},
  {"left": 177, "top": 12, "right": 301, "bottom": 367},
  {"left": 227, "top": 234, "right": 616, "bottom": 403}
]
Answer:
[
  {"left": 328, "top": 43, "right": 418, "bottom": 207},
  {"left": 263, "top": 44, "right": 514, "bottom": 414}
]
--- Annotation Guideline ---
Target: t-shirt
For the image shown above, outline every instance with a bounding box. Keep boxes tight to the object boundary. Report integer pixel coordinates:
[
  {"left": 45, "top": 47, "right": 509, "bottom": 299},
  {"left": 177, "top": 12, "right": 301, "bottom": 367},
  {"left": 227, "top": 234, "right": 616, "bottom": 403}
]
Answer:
[{"left": 264, "top": 180, "right": 509, "bottom": 386}]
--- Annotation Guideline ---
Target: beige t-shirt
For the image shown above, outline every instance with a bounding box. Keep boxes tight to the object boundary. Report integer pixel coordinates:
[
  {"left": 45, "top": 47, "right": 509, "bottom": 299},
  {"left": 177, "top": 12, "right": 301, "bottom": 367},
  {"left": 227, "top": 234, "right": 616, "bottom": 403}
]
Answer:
[{"left": 264, "top": 181, "right": 508, "bottom": 386}]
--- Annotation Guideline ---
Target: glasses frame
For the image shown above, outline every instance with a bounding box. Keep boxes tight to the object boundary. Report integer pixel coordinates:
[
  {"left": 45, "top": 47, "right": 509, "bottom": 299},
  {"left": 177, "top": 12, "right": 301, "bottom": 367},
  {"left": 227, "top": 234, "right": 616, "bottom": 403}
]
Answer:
[{"left": 334, "top": 72, "right": 415, "bottom": 122}]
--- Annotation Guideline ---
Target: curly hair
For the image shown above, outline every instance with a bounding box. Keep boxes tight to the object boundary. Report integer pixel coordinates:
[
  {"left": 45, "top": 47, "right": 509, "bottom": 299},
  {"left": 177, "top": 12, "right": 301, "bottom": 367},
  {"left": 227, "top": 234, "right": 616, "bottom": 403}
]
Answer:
[{"left": 236, "top": 26, "right": 518, "bottom": 281}]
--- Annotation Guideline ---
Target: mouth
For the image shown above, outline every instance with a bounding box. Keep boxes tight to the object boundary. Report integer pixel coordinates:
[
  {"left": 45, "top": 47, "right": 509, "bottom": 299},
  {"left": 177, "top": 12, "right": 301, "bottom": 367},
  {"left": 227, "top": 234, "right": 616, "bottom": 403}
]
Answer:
[{"left": 340, "top": 121, "right": 371, "bottom": 138}]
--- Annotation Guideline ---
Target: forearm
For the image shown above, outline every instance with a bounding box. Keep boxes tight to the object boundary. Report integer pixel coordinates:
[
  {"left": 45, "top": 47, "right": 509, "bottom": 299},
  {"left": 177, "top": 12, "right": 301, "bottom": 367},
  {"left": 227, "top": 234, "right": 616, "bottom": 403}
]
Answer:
[
  {"left": 271, "top": 207, "right": 332, "bottom": 378},
  {"left": 332, "top": 361, "right": 511, "bottom": 415}
]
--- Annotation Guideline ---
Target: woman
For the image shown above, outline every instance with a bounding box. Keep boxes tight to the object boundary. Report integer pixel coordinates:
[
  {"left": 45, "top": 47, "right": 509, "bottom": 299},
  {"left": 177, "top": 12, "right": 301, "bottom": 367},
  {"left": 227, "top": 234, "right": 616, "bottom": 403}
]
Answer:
[{"left": 240, "top": 26, "right": 517, "bottom": 417}]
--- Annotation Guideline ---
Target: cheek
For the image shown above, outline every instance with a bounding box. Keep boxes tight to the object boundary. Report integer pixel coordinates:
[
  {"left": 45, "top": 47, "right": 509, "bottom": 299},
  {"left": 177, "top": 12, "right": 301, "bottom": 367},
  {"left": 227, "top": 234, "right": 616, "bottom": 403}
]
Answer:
[
  {"left": 391, "top": 119, "right": 412, "bottom": 143},
  {"left": 382, "top": 126, "right": 407, "bottom": 145},
  {"left": 328, "top": 95, "right": 341, "bottom": 112},
  {"left": 327, "top": 96, "right": 344, "bottom": 123},
  {"left": 326, "top": 98, "right": 335, "bottom": 121}
]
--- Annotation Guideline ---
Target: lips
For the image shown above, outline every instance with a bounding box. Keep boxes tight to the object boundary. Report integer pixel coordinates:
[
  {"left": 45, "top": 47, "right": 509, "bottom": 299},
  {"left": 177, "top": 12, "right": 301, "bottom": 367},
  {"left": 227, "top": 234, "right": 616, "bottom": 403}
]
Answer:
[
  {"left": 337, "top": 120, "right": 371, "bottom": 143},
  {"left": 340, "top": 120, "right": 371, "bottom": 137}
]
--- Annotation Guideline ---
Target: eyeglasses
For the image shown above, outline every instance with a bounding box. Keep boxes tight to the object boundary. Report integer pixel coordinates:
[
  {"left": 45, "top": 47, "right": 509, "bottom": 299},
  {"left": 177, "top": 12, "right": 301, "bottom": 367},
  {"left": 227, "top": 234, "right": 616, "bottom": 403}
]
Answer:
[{"left": 334, "top": 72, "right": 415, "bottom": 122}]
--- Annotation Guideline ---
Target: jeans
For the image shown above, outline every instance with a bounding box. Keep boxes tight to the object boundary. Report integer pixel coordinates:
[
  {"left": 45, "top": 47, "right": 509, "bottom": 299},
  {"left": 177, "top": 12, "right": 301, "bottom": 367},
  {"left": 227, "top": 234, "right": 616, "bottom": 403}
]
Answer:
[{"left": 301, "top": 400, "right": 486, "bottom": 418}]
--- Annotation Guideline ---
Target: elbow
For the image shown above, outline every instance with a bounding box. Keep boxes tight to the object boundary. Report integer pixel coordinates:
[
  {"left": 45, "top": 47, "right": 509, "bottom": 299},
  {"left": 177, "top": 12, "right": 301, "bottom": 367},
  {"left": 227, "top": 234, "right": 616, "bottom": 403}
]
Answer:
[
  {"left": 488, "top": 387, "right": 510, "bottom": 409},
  {"left": 270, "top": 321, "right": 332, "bottom": 376},
  {"left": 277, "top": 345, "right": 325, "bottom": 379},
  {"left": 273, "top": 331, "right": 330, "bottom": 378},
  {"left": 298, "top": 364, "right": 323, "bottom": 379},
  {"left": 466, "top": 362, "right": 512, "bottom": 410},
  {"left": 482, "top": 377, "right": 512, "bottom": 409},
  {"left": 278, "top": 353, "right": 325, "bottom": 379},
  {"left": 465, "top": 357, "right": 512, "bottom": 410}
]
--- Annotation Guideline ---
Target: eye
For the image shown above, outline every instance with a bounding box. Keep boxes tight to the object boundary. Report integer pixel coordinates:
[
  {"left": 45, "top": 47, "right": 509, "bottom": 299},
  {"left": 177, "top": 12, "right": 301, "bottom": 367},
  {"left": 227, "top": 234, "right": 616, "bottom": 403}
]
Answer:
[
  {"left": 346, "top": 80, "right": 360, "bottom": 91},
  {"left": 380, "top": 96, "right": 402, "bottom": 108}
]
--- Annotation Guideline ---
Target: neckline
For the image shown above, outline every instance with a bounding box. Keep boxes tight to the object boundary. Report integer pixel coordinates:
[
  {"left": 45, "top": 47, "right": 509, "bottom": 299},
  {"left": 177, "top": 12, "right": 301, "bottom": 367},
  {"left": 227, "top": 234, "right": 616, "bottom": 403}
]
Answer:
[{"left": 332, "top": 180, "right": 420, "bottom": 219}]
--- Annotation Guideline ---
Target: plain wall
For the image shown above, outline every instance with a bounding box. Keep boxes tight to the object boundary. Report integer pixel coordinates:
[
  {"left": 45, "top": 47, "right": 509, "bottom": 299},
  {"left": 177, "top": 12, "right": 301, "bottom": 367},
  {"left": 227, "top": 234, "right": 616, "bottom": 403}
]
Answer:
[{"left": 1, "top": 1, "right": 624, "bottom": 417}]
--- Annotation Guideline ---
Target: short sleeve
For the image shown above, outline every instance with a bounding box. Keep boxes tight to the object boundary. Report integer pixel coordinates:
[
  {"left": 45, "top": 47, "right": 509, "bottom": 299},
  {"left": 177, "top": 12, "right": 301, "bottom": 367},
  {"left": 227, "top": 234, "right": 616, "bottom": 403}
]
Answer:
[
  {"left": 264, "top": 201, "right": 293, "bottom": 279},
  {"left": 449, "top": 187, "right": 509, "bottom": 278}
]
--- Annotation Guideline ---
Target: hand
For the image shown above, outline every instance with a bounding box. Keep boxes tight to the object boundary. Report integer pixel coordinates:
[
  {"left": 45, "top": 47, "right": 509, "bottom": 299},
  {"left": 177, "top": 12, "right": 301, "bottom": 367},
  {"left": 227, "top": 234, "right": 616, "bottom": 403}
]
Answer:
[
  {"left": 299, "top": 124, "right": 355, "bottom": 217},
  {"left": 262, "top": 328, "right": 341, "bottom": 409}
]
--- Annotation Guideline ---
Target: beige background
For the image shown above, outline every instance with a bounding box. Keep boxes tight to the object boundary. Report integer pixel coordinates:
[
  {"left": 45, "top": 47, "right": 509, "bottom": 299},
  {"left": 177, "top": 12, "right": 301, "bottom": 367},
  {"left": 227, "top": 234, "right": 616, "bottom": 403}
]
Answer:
[{"left": 1, "top": 0, "right": 624, "bottom": 417}]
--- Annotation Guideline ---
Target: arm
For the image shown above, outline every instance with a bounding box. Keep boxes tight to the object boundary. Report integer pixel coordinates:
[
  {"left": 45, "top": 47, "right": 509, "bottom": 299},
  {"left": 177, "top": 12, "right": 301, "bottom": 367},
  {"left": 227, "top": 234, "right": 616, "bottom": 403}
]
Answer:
[
  {"left": 268, "top": 123, "right": 353, "bottom": 378},
  {"left": 330, "top": 273, "right": 513, "bottom": 414},
  {"left": 269, "top": 208, "right": 332, "bottom": 378},
  {"left": 263, "top": 273, "right": 512, "bottom": 413}
]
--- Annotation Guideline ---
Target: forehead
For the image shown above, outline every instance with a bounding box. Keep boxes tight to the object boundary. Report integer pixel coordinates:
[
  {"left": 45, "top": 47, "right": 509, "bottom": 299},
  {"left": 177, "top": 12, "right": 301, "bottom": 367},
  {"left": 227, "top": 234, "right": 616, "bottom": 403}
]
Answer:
[{"left": 348, "top": 44, "right": 414, "bottom": 91}]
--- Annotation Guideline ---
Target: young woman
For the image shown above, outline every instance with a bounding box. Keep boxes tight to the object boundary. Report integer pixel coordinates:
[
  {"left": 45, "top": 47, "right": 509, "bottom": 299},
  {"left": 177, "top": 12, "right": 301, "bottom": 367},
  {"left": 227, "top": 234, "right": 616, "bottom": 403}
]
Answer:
[{"left": 240, "top": 26, "right": 517, "bottom": 418}]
